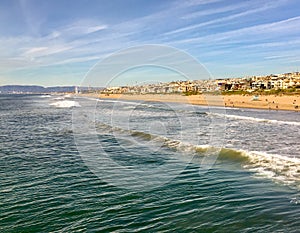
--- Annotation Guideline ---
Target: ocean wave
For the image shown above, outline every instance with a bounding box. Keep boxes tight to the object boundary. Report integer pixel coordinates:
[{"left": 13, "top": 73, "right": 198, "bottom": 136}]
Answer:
[
  {"left": 99, "top": 99, "right": 140, "bottom": 105},
  {"left": 50, "top": 100, "right": 81, "bottom": 108},
  {"left": 95, "top": 122, "right": 300, "bottom": 189},
  {"left": 53, "top": 97, "right": 65, "bottom": 100},
  {"left": 208, "top": 113, "right": 300, "bottom": 126},
  {"left": 40, "top": 95, "right": 51, "bottom": 98},
  {"left": 240, "top": 150, "right": 300, "bottom": 185}
]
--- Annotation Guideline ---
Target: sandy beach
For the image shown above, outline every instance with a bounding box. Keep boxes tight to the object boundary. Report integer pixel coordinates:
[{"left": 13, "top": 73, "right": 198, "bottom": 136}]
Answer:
[{"left": 79, "top": 93, "right": 300, "bottom": 111}]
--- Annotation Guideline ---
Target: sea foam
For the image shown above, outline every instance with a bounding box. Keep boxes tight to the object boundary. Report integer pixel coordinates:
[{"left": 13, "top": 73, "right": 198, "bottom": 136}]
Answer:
[
  {"left": 95, "top": 122, "right": 300, "bottom": 189},
  {"left": 208, "top": 112, "right": 300, "bottom": 126},
  {"left": 53, "top": 96, "right": 65, "bottom": 100},
  {"left": 50, "top": 100, "right": 81, "bottom": 108},
  {"left": 40, "top": 95, "right": 51, "bottom": 98}
]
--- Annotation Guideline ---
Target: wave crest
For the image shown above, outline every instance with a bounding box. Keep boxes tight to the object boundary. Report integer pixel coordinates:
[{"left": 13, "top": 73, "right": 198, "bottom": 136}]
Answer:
[
  {"left": 95, "top": 122, "right": 300, "bottom": 189},
  {"left": 209, "top": 113, "right": 300, "bottom": 126},
  {"left": 50, "top": 100, "right": 81, "bottom": 108}
]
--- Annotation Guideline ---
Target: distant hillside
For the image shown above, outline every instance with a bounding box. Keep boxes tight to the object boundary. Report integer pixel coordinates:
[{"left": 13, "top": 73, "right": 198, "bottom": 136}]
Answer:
[{"left": 0, "top": 85, "right": 102, "bottom": 94}]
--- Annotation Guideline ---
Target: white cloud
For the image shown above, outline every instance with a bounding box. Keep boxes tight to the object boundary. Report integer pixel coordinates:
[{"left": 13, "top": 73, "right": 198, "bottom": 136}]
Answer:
[
  {"left": 264, "top": 55, "right": 293, "bottom": 60},
  {"left": 22, "top": 45, "right": 73, "bottom": 58},
  {"left": 181, "top": 0, "right": 256, "bottom": 19},
  {"left": 0, "top": 18, "right": 111, "bottom": 72},
  {"left": 59, "top": 20, "right": 108, "bottom": 37},
  {"left": 165, "top": 0, "right": 291, "bottom": 36},
  {"left": 47, "top": 55, "right": 102, "bottom": 66},
  {"left": 182, "top": 0, "right": 224, "bottom": 7},
  {"left": 1, "top": 0, "right": 299, "bottom": 85},
  {"left": 244, "top": 39, "right": 300, "bottom": 49},
  {"left": 23, "top": 47, "right": 48, "bottom": 55},
  {"left": 85, "top": 25, "right": 108, "bottom": 34},
  {"left": 170, "top": 16, "right": 300, "bottom": 45}
]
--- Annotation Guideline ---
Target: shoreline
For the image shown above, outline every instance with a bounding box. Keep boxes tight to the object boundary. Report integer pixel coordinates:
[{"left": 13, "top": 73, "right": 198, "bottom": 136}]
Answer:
[{"left": 77, "top": 93, "right": 300, "bottom": 112}]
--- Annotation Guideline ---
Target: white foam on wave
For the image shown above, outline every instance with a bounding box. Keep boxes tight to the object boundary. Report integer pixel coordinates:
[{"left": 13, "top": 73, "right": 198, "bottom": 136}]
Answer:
[
  {"left": 40, "top": 95, "right": 51, "bottom": 98},
  {"left": 239, "top": 149, "right": 300, "bottom": 188},
  {"left": 178, "top": 142, "right": 300, "bottom": 188},
  {"left": 152, "top": 137, "right": 300, "bottom": 188},
  {"left": 50, "top": 100, "right": 81, "bottom": 108},
  {"left": 53, "top": 97, "right": 65, "bottom": 100},
  {"left": 99, "top": 99, "right": 158, "bottom": 110},
  {"left": 209, "top": 112, "right": 300, "bottom": 126},
  {"left": 101, "top": 99, "right": 141, "bottom": 106},
  {"left": 96, "top": 121, "right": 300, "bottom": 188}
]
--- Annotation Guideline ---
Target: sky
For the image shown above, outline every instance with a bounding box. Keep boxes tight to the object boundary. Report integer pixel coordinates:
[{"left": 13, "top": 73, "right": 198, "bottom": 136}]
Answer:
[{"left": 1, "top": 0, "right": 300, "bottom": 86}]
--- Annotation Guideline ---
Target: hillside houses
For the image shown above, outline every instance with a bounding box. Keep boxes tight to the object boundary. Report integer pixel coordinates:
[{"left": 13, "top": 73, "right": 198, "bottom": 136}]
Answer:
[
  {"left": 102, "top": 72, "right": 300, "bottom": 94},
  {"left": 104, "top": 80, "right": 219, "bottom": 94},
  {"left": 216, "top": 78, "right": 251, "bottom": 91},
  {"left": 250, "top": 73, "right": 300, "bottom": 90}
]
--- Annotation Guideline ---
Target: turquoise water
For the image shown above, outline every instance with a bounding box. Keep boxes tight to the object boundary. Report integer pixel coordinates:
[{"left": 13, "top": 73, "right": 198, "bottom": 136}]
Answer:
[{"left": 0, "top": 94, "right": 299, "bottom": 232}]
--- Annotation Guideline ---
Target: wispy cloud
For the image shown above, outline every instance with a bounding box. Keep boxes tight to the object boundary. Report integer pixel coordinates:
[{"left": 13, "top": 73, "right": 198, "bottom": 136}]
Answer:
[
  {"left": 0, "top": 17, "right": 111, "bottom": 72},
  {"left": 0, "top": 0, "right": 300, "bottom": 85},
  {"left": 165, "top": 0, "right": 291, "bottom": 36},
  {"left": 244, "top": 39, "right": 300, "bottom": 49},
  {"left": 61, "top": 20, "right": 108, "bottom": 35},
  {"left": 170, "top": 15, "right": 300, "bottom": 45},
  {"left": 22, "top": 45, "right": 73, "bottom": 58},
  {"left": 181, "top": 0, "right": 261, "bottom": 20},
  {"left": 264, "top": 55, "right": 294, "bottom": 60},
  {"left": 182, "top": 0, "right": 224, "bottom": 7},
  {"left": 19, "top": 0, "right": 47, "bottom": 36}
]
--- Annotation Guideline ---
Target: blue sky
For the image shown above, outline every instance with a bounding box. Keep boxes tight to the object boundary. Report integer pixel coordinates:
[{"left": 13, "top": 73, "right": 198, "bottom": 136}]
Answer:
[{"left": 1, "top": 0, "right": 300, "bottom": 86}]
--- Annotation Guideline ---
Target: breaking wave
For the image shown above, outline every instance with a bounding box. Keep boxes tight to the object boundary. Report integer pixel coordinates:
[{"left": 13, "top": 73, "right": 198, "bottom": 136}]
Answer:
[
  {"left": 40, "top": 95, "right": 51, "bottom": 98},
  {"left": 95, "top": 122, "right": 300, "bottom": 189},
  {"left": 208, "top": 113, "right": 300, "bottom": 126},
  {"left": 53, "top": 96, "right": 65, "bottom": 100},
  {"left": 50, "top": 100, "right": 81, "bottom": 108}
]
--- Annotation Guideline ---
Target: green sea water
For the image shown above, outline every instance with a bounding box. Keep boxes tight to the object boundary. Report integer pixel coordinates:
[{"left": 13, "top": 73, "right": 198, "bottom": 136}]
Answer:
[{"left": 0, "top": 94, "right": 299, "bottom": 232}]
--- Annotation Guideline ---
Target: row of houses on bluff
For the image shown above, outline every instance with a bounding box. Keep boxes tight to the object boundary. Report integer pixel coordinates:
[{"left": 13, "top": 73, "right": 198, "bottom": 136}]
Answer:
[{"left": 103, "top": 72, "right": 300, "bottom": 94}]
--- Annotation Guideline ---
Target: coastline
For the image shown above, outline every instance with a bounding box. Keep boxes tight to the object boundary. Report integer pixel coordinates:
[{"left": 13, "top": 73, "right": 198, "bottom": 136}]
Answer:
[{"left": 77, "top": 93, "right": 300, "bottom": 112}]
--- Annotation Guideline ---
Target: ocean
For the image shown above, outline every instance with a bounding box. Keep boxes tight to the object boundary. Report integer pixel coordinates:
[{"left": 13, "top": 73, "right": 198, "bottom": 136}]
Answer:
[{"left": 0, "top": 94, "right": 299, "bottom": 232}]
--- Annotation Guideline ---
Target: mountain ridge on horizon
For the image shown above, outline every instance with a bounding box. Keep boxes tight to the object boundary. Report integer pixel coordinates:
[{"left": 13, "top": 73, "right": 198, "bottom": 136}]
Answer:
[{"left": 0, "top": 85, "right": 103, "bottom": 93}]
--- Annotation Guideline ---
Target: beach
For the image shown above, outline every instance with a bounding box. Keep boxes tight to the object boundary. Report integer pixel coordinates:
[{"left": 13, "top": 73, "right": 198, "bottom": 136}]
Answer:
[{"left": 82, "top": 93, "right": 300, "bottom": 111}]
